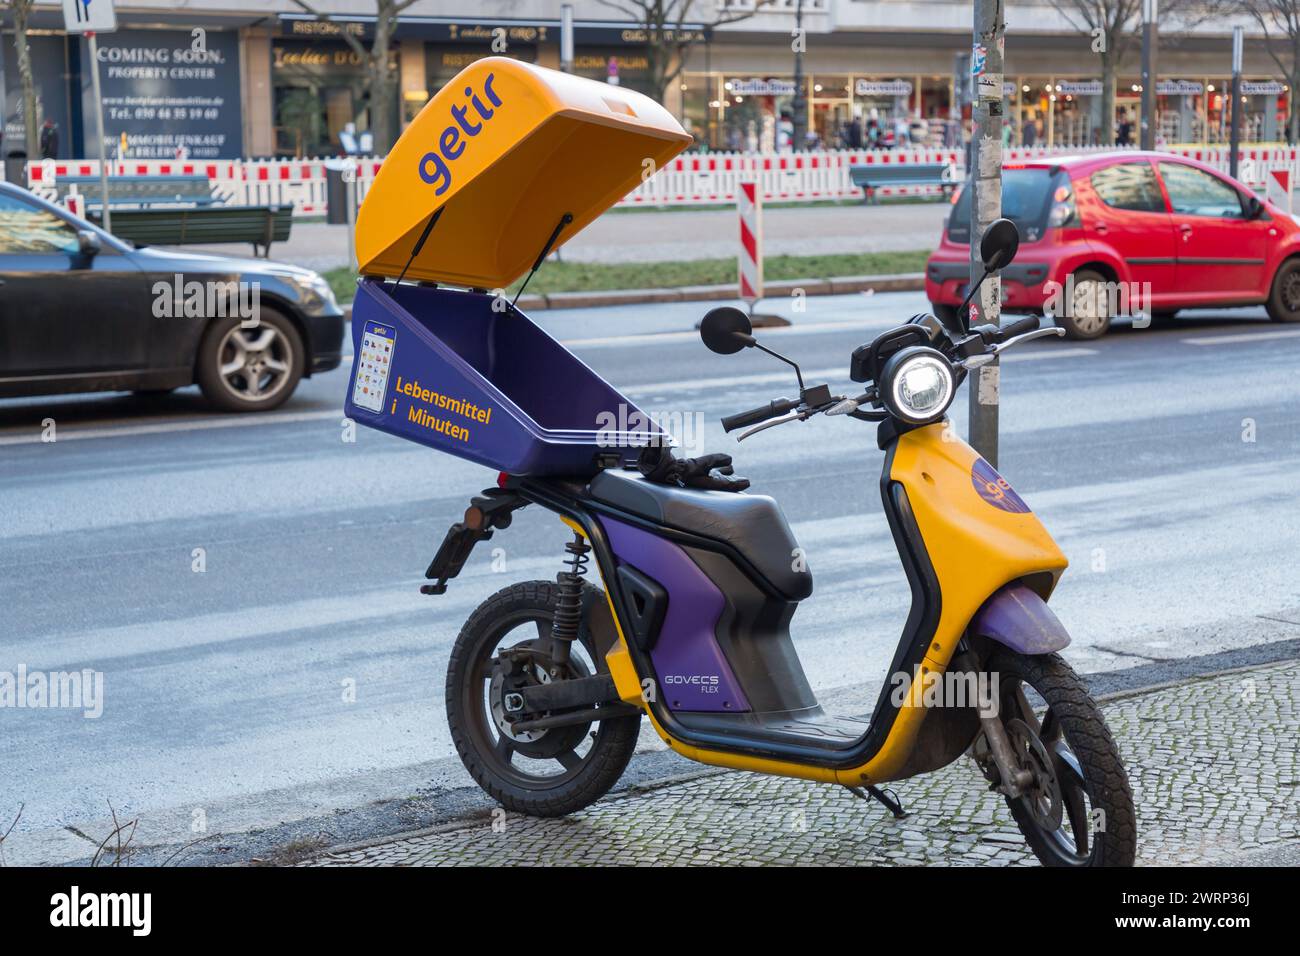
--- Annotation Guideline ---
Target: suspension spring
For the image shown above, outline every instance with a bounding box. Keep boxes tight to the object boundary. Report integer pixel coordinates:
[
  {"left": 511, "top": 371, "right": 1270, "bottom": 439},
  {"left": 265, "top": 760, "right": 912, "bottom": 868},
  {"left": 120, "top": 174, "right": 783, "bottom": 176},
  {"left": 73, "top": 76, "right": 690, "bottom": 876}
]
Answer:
[{"left": 550, "top": 534, "right": 589, "bottom": 667}]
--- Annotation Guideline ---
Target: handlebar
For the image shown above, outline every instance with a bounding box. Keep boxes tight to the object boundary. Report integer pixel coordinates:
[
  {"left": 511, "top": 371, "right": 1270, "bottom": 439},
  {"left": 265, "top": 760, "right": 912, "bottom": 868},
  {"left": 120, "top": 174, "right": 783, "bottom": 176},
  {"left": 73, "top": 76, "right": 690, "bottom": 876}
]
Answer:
[
  {"left": 995, "top": 316, "right": 1042, "bottom": 342},
  {"left": 721, "top": 397, "right": 799, "bottom": 433}
]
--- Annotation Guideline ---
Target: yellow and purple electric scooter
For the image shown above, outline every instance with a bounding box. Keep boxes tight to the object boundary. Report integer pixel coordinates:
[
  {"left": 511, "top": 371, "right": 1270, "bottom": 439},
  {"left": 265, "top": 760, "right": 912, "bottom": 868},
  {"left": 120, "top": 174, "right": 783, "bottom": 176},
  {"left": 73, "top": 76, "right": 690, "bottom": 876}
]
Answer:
[{"left": 345, "top": 58, "right": 1136, "bottom": 866}]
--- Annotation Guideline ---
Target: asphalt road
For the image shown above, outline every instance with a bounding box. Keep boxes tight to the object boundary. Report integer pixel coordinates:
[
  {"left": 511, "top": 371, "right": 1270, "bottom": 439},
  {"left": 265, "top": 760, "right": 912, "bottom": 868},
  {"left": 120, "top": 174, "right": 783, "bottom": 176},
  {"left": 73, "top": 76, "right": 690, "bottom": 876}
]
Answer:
[{"left": 2, "top": 292, "right": 1299, "bottom": 864}]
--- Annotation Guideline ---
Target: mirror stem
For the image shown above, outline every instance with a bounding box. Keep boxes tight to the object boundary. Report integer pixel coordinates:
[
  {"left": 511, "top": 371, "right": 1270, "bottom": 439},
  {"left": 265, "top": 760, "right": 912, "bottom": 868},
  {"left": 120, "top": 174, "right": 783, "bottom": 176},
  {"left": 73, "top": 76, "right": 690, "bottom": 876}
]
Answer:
[
  {"left": 753, "top": 341, "right": 805, "bottom": 391},
  {"left": 954, "top": 266, "right": 992, "bottom": 333}
]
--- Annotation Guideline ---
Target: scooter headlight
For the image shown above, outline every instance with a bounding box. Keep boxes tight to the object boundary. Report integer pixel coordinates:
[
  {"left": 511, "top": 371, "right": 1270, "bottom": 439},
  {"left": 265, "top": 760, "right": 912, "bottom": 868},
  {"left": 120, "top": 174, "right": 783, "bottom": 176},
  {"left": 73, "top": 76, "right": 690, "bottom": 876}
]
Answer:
[{"left": 880, "top": 347, "right": 955, "bottom": 424}]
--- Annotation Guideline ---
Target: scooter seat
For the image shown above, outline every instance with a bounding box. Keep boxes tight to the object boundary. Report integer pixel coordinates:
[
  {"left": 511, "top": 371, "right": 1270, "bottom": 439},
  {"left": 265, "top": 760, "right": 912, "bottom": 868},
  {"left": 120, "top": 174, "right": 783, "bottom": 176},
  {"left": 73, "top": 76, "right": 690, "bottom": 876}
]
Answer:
[{"left": 587, "top": 470, "right": 813, "bottom": 600}]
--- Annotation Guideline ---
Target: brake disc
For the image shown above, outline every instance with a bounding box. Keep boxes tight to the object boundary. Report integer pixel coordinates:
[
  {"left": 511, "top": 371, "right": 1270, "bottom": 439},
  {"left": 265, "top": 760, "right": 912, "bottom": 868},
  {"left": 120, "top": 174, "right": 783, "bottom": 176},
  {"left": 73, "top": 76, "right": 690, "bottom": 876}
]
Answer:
[
  {"left": 488, "top": 640, "right": 591, "bottom": 759},
  {"left": 1006, "top": 717, "right": 1064, "bottom": 831}
]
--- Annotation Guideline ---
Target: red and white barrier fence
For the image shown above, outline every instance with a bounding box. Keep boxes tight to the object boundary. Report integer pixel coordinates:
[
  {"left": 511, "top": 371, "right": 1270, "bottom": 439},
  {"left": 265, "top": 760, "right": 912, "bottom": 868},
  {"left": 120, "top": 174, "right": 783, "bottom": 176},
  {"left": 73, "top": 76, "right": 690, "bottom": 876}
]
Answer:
[{"left": 23, "top": 145, "right": 1300, "bottom": 218}]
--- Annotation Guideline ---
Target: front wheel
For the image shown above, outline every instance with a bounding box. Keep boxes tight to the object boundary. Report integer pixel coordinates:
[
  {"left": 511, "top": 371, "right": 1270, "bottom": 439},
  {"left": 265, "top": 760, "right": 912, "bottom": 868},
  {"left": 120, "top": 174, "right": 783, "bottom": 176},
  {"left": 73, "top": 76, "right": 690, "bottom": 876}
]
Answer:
[
  {"left": 196, "top": 308, "right": 304, "bottom": 412},
  {"left": 1266, "top": 257, "right": 1300, "bottom": 322},
  {"left": 445, "top": 580, "right": 640, "bottom": 817},
  {"left": 986, "top": 650, "right": 1136, "bottom": 866}
]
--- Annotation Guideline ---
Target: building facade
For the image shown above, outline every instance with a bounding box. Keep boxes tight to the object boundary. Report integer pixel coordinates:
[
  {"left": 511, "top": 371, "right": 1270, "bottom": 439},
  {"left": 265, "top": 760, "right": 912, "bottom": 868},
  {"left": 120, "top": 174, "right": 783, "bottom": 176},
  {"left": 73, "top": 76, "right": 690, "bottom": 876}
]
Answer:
[{"left": 1, "top": 0, "right": 1293, "bottom": 161}]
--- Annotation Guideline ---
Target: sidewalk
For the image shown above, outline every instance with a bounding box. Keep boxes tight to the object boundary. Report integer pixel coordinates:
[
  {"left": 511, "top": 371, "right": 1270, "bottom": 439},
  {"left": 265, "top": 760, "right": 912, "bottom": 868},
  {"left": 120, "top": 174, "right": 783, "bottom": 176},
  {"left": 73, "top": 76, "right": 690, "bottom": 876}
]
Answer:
[
  {"left": 165, "top": 203, "right": 949, "bottom": 274},
  {"left": 305, "top": 660, "right": 1298, "bottom": 866}
]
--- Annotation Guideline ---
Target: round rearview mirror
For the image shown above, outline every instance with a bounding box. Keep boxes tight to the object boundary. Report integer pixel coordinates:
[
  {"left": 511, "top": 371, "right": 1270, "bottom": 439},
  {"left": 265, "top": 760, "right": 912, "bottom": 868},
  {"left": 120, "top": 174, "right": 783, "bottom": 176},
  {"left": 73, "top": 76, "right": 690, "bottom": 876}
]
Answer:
[
  {"left": 699, "top": 306, "right": 754, "bottom": 355},
  {"left": 979, "top": 218, "right": 1020, "bottom": 272}
]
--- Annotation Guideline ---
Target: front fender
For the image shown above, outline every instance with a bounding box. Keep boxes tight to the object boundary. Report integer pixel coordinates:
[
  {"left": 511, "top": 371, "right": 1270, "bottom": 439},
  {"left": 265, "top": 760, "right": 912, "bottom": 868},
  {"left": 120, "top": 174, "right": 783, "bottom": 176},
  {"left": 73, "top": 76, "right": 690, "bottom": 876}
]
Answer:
[{"left": 969, "top": 582, "right": 1071, "bottom": 655}]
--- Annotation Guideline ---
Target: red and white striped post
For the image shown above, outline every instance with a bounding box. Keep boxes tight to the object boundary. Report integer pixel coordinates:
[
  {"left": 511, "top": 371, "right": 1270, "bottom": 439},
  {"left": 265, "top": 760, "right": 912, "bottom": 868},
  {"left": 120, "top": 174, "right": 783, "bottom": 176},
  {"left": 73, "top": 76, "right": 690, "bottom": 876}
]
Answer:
[
  {"left": 1267, "top": 168, "right": 1292, "bottom": 217},
  {"left": 738, "top": 179, "right": 763, "bottom": 310}
]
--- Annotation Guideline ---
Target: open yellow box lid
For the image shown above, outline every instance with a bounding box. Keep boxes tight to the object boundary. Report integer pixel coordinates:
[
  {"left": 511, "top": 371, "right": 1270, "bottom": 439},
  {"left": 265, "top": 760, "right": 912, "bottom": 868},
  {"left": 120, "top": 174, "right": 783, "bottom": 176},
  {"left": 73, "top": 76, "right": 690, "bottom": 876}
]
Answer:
[{"left": 356, "top": 57, "right": 692, "bottom": 289}]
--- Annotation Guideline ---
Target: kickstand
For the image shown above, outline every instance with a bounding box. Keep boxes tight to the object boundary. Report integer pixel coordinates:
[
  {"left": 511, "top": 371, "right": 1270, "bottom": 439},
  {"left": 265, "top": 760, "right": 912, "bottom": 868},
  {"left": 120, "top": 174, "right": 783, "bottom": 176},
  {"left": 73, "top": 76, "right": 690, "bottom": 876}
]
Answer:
[{"left": 848, "top": 785, "right": 908, "bottom": 820}]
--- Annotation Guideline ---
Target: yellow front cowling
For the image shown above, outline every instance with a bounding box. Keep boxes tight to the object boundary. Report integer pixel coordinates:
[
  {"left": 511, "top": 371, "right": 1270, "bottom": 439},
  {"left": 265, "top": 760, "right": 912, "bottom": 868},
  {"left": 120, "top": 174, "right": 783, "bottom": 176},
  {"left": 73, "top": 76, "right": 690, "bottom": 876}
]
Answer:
[{"left": 836, "top": 421, "right": 1068, "bottom": 785}]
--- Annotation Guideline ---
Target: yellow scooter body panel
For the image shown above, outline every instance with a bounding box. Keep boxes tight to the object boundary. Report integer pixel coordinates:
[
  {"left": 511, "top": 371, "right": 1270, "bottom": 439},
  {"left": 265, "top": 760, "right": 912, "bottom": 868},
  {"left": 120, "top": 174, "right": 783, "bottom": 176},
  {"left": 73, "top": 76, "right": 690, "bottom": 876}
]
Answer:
[{"left": 595, "top": 422, "right": 1068, "bottom": 787}]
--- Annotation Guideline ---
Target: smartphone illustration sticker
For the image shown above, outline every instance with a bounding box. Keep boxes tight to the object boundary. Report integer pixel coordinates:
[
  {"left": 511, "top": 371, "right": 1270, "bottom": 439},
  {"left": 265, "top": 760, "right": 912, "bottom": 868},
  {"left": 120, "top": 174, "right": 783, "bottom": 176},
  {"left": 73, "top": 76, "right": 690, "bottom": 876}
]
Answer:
[{"left": 352, "top": 321, "right": 396, "bottom": 414}]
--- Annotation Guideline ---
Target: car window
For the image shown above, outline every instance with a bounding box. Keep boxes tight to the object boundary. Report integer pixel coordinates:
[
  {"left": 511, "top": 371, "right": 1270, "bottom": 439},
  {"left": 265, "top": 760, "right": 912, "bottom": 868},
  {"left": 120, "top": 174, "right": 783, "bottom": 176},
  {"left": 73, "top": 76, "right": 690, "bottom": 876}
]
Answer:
[
  {"left": 1091, "top": 162, "right": 1165, "bottom": 212},
  {"left": 0, "top": 193, "right": 80, "bottom": 254},
  {"left": 1158, "top": 163, "right": 1246, "bottom": 218},
  {"left": 948, "top": 167, "right": 1057, "bottom": 242}
]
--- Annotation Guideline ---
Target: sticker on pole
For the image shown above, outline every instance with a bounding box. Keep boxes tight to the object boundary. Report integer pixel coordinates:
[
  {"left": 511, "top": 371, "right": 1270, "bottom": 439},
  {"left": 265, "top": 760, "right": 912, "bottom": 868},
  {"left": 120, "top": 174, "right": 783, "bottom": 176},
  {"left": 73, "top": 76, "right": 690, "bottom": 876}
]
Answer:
[{"left": 62, "top": 0, "right": 117, "bottom": 34}]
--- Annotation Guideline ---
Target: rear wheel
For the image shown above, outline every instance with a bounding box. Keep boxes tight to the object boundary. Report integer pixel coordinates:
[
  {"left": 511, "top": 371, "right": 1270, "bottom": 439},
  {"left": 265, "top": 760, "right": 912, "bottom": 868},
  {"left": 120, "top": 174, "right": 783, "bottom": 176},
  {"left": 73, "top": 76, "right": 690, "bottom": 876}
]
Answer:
[
  {"left": 445, "top": 581, "right": 640, "bottom": 817},
  {"left": 1053, "top": 269, "right": 1113, "bottom": 339},
  {"left": 985, "top": 650, "right": 1136, "bottom": 866},
  {"left": 1266, "top": 257, "right": 1300, "bottom": 322}
]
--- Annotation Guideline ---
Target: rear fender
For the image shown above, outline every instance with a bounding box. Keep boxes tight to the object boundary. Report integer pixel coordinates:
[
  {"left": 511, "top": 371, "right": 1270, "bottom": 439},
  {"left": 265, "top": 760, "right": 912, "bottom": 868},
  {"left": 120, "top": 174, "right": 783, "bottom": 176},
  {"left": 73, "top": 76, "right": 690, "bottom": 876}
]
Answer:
[{"left": 969, "top": 581, "right": 1071, "bottom": 655}]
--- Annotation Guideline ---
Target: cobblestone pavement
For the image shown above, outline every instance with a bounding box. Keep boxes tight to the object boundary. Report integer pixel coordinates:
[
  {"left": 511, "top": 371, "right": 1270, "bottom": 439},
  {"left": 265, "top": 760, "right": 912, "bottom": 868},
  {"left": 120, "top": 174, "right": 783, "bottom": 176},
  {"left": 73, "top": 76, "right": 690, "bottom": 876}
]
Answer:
[{"left": 307, "top": 661, "right": 1298, "bottom": 866}]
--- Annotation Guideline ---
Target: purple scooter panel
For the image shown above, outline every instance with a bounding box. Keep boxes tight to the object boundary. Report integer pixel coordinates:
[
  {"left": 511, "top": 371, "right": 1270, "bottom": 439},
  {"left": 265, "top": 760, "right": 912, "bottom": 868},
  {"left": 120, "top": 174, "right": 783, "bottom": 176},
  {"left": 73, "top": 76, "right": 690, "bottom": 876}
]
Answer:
[{"left": 599, "top": 517, "right": 750, "bottom": 713}]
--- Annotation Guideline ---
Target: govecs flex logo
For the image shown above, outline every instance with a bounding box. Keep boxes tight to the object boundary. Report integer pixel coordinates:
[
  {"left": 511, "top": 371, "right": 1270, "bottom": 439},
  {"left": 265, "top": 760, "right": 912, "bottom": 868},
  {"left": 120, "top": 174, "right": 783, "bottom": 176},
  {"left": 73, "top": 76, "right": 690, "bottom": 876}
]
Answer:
[{"left": 417, "top": 73, "right": 504, "bottom": 196}]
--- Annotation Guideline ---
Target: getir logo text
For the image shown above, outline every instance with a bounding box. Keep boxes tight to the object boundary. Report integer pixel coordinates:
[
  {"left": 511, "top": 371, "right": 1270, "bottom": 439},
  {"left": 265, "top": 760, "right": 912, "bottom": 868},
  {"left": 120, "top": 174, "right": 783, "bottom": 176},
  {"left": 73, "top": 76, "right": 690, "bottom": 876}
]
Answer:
[{"left": 417, "top": 73, "right": 503, "bottom": 196}]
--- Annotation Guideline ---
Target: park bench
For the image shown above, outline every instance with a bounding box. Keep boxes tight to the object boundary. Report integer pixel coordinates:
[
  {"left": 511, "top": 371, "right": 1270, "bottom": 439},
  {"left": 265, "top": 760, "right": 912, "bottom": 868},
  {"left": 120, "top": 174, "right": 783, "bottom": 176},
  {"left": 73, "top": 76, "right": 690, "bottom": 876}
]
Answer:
[
  {"left": 53, "top": 174, "right": 293, "bottom": 258},
  {"left": 849, "top": 163, "right": 956, "bottom": 203}
]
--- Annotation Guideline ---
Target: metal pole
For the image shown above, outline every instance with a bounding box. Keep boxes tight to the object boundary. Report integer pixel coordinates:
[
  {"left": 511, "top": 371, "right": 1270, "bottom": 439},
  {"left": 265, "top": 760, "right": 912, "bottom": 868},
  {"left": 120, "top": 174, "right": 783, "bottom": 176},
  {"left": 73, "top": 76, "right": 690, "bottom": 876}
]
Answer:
[
  {"left": 87, "top": 32, "right": 111, "bottom": 233},
  {"left": 1140, "top": 0, "right": 1158, "bottom": 150},
  {"left": 560, "top": 4, "right": 574, "bottom": 74},
  {"left": 791, "top": 0, "right": 807, "bottom": 150},
  {"left": 1230, "top": 26, "right": 1243, "bottom": 178},
  {"left": 967, "top": 0, "right": 1005, "bottom": 464},
  {"left": 345, "top": 162, "right": 357, "bottom": 273}
]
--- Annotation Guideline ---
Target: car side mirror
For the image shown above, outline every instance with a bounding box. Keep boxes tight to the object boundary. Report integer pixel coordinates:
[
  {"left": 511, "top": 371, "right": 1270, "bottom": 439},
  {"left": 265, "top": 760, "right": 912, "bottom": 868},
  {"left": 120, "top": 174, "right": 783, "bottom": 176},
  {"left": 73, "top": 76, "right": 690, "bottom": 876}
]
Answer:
[
  {"left": 979, "top": 217, "right": 1019, "bottom": 271},
  {"left": 1246, "top": 195, "right": 1265, "bottom": 220},
  {"left": 76, "top": 229, "right": 102, "bottom": 258},
  {"left": 699, "top": 306, "right": 755, "bottom": 355}
]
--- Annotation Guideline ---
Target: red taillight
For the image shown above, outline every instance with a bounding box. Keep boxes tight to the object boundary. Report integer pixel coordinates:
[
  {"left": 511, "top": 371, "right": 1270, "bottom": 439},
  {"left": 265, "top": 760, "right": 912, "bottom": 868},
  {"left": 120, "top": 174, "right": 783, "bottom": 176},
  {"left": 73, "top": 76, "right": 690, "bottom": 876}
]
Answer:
[{"left": 497, "top": 471, "right": 510, "bottom": 488}]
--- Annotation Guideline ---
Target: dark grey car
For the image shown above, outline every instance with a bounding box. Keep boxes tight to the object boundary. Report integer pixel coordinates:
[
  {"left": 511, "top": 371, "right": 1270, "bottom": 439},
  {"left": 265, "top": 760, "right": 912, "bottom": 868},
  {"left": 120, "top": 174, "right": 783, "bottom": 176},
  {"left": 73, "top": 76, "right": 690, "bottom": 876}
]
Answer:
[{"left": 0, "top": 182, "right": 344, "bottom": 412}]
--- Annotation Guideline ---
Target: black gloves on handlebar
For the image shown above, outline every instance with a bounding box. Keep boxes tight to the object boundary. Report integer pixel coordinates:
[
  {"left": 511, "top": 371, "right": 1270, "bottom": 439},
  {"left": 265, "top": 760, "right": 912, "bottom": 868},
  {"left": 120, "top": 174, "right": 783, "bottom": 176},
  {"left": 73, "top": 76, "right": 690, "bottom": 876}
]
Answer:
[{"left": 637, "top": 445, "right": 751, "bottom": 493}]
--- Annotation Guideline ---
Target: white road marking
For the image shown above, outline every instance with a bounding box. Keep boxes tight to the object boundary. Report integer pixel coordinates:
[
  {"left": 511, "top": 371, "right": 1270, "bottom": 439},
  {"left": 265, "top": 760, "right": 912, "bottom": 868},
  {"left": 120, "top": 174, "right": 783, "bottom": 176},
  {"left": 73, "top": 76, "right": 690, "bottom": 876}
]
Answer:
[
  {"left": 1183, "top": 328, "right": 1300, "bottom": 346},
  {"left": 0, "top": 347, "right": 1095, "bottom": 446},
  {"left": 0, "top": 409, "right": 342, "bottom": 446},
  {"left": 561, "top": 319, "right": 896, "bottom": 348}
]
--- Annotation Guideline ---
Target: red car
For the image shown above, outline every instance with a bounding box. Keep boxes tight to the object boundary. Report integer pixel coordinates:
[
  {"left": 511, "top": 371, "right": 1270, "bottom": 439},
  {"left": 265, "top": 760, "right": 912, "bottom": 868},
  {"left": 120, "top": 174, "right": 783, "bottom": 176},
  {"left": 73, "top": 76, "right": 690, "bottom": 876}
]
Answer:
[{"left": 925, "top": 151, "right": 1300, "bottom": 338}]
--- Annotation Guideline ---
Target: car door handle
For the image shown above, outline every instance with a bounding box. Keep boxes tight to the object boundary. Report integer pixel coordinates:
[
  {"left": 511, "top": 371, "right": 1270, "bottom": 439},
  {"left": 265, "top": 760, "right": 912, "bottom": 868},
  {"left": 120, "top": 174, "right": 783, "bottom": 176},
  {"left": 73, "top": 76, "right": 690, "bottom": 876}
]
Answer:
[{"left": 1094, "top": 223, "right": 1108, "bottom": 234}]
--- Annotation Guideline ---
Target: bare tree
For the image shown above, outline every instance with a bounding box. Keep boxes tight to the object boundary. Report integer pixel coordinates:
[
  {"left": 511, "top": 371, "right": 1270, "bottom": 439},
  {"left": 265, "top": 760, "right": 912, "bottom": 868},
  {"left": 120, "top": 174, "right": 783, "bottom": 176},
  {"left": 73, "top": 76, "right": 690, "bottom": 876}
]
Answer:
[
  {"left": 287, "top": 0, "right": 416, "bottom": 154},
  {"left": 595, "top": 0, "right": 774, "bottom": 104},
  {"left": 1048, "top": 0, "right": 1205, "bottom": 145},
  {"left": 1237, "top": 0, "right": 1300, "bottom": 141},
  {"left": 2, "top": 0, "right": 39, "bottom": 159}
]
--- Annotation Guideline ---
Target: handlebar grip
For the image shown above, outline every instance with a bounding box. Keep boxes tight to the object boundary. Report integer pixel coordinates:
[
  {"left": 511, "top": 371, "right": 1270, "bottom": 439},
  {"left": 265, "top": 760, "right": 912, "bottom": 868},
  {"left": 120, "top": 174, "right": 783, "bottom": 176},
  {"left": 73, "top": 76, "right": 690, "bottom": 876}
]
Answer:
[
  {"left": 997, "top": 316, "right": 1042, "bottom": 342},
  {"left": 721, "top": 398, "right": 796, "bottom": 433}
]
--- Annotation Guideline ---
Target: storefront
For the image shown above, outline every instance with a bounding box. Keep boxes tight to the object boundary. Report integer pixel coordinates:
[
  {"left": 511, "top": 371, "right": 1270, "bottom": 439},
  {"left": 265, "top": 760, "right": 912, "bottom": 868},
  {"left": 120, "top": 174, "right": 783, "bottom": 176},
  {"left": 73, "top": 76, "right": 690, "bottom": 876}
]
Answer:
[
  {"left": 1009, "top": 75, "right": 1292, "bottom": 148},
  {"left": 682, "top": 72, "right": 954, "bottom": 151}
]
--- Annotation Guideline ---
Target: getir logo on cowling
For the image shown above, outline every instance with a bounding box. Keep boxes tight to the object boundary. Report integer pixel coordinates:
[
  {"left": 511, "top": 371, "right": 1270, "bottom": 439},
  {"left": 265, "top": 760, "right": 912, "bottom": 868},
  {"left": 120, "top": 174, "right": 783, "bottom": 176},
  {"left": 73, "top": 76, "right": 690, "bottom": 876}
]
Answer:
[{"left": 417, "top": 74, "right": 503, "bottom": 196}]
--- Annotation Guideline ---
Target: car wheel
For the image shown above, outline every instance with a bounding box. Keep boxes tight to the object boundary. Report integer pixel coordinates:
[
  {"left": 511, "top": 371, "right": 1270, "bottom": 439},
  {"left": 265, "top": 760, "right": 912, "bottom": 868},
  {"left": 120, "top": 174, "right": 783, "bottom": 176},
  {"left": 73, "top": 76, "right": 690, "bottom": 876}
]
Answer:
[
  {"left": 1053, "top": 269, "right": 1113, "bottom": 340},
  {"left": 196, "top": 308, "right": 304, "bottom": 412},
  {"left": 1266, "top": 258, "right": 1300, "bottom": 322},
  {"left": 931, "top": 302, "right": 960, "bottom": 327}
]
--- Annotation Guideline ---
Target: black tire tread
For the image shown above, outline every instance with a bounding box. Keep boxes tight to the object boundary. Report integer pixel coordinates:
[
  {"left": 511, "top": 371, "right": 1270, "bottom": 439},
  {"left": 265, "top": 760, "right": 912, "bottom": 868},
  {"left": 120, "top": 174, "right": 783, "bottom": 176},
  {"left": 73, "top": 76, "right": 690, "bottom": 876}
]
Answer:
[
  {"left": 989, "top": 649, "right": 1137, "bottom": 866},
  {"left": 445, "top": 580, "right": 640, "bottom": 818}
]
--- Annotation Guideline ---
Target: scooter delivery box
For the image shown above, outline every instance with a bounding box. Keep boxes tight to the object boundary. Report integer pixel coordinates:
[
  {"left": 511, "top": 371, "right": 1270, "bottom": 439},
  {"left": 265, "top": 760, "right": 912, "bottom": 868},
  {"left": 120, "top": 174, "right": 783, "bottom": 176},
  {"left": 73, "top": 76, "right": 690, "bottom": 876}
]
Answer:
[{"left": 344, "top": 57, "right": 692, "bottom": 476}]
